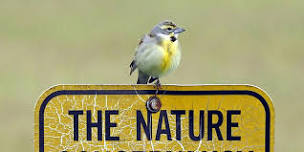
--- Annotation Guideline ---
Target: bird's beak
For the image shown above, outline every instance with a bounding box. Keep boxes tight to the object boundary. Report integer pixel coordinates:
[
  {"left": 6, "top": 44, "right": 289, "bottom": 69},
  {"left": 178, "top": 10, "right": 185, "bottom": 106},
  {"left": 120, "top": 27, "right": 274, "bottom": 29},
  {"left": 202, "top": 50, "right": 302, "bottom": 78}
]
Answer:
[{"left": 174, "top": 27, "right": 186, "bottom": 34}]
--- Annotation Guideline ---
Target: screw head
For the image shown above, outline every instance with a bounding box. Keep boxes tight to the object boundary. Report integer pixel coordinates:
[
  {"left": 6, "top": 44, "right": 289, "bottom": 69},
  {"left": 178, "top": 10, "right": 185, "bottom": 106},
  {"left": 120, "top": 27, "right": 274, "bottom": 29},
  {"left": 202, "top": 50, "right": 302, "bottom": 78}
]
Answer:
[{"left": 146, "top": 96, "right": 161, "bottom": 113}]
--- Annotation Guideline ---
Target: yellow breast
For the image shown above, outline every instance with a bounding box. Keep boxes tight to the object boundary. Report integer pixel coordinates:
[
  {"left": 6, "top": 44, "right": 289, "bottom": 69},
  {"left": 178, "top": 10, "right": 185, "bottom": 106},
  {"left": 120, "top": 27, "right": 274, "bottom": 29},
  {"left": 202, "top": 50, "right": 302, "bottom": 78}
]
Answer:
[{"left": 160, "top": 40, "right": 179, "bottom": 72}]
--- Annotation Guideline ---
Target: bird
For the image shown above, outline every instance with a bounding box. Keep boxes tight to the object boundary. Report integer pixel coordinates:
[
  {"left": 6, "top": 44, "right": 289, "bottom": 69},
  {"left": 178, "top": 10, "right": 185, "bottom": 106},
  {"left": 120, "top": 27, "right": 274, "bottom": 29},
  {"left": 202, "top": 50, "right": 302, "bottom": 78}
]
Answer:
[{"left": 129, "top": 20, "right": 185, "bottom": 88}]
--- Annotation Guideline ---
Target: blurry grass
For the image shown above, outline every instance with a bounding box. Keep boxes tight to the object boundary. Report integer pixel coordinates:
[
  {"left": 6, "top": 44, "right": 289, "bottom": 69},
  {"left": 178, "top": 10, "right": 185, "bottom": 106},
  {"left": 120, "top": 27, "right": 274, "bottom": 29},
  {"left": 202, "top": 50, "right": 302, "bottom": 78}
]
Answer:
[{"left": 0, "top": 0, "right": 304, "bottom": 151}]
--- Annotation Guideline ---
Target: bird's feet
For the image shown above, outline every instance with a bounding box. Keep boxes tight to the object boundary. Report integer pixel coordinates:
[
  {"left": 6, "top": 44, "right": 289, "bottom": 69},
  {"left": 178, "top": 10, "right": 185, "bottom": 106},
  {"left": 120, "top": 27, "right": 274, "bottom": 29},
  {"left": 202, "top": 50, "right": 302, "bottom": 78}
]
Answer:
[{"left": 154, "top": 79, "right": 161, "bottom": 95}]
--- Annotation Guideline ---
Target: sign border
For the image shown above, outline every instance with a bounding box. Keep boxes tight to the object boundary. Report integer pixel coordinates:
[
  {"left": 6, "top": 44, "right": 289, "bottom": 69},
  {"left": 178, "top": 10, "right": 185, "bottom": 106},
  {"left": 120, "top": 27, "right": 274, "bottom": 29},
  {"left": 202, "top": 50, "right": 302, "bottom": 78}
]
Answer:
[{"left": 37, "top": 88, "right": 272, "bottom": 152}]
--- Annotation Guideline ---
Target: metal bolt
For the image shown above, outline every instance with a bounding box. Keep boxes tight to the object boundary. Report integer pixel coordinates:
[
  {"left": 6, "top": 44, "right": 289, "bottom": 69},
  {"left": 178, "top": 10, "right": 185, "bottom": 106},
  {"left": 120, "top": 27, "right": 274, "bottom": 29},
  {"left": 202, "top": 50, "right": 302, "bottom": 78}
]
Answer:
[{"left": 146, "top": 96, "right": 161, "bottom": 113}]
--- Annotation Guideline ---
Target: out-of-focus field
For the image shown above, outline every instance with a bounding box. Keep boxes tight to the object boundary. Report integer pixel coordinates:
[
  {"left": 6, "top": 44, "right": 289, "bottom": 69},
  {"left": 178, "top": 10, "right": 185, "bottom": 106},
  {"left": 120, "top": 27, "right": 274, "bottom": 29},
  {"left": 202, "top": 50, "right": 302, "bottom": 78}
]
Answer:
[{"left": 0, "top": 0, "right": 303, "bottom": 151}]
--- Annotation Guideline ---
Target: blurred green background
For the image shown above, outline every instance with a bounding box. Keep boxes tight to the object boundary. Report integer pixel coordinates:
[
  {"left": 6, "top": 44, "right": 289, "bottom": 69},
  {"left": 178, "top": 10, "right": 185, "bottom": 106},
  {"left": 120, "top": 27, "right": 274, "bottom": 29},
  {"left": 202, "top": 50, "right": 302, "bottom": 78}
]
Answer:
[{"left": 0, "top": 0, "right": 303, "bottom": 151}]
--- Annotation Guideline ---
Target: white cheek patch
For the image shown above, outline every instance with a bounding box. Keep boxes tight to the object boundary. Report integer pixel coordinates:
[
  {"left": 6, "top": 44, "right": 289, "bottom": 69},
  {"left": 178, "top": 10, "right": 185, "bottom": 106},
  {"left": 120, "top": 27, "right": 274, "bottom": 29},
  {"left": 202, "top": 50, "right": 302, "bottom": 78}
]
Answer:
[{"left": 156, "top": 33, "right": 171, "bottom": 41}]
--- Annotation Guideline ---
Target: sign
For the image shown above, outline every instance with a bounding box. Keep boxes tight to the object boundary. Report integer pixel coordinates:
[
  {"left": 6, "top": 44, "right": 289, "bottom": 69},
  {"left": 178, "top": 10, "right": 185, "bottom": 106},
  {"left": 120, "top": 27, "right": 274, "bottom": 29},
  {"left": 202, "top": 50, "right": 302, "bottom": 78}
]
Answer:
[{"left": 34, "top": 85, "right": 274, "bottom": 152}]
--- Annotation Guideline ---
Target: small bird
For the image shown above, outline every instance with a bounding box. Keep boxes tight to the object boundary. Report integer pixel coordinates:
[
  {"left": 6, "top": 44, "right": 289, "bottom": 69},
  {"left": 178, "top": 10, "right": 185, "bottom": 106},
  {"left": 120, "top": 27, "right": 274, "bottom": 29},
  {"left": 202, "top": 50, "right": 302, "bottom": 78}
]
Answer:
[{"left": 130, "top": 20, "right": 185, "bottom": 88}]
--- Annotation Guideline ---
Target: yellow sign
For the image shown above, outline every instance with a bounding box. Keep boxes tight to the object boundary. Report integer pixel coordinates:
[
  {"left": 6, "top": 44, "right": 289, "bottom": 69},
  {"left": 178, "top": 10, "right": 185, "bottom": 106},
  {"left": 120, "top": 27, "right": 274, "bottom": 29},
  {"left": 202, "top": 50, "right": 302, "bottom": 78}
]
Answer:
[{"left": 34, "top": 85, "right": 274, "bottom": 152}]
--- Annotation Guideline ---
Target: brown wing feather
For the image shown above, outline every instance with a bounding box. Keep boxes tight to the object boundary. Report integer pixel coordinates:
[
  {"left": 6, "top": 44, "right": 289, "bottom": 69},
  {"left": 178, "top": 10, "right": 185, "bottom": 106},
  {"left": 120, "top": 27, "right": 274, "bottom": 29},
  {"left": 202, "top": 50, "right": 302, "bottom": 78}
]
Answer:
[{"left": 138, "top": 38, "right": 144, "bottom": 45}]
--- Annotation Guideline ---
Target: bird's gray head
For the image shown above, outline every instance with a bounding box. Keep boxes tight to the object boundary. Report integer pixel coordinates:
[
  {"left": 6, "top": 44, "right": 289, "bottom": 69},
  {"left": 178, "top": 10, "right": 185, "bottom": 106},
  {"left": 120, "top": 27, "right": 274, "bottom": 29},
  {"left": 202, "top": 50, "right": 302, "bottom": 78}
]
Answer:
[{"left": 150, "top": 20, "right": 186, "bottom": 42}]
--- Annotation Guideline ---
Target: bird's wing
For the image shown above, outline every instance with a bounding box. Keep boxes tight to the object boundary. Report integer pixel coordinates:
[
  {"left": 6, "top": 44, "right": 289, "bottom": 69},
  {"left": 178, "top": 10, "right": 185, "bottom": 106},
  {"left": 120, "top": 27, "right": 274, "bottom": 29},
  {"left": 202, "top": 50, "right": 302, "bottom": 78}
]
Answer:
[
  {"left": 130, "top": 34, "right": 152, "bottom": 75},
  {"left": 129, "top": 60, "right": 137, "bottom": 75},
  {"left": 136, "top": 34, "right": 150, "bottom": 51}
]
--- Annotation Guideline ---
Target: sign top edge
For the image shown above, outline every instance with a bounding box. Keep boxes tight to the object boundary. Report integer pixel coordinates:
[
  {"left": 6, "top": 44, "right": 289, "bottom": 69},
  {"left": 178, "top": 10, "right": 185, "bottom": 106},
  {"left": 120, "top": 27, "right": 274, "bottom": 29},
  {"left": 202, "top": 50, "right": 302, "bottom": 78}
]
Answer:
[{"left": 35, "top": 84, "right": 273, "bottom": 108}]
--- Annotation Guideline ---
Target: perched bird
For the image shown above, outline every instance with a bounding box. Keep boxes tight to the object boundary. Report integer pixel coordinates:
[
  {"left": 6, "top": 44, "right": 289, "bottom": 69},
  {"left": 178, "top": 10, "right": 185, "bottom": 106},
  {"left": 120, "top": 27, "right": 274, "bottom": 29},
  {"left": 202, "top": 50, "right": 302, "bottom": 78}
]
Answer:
[{"left": 129, "top": 20, "right": 185, "bottom": 87}]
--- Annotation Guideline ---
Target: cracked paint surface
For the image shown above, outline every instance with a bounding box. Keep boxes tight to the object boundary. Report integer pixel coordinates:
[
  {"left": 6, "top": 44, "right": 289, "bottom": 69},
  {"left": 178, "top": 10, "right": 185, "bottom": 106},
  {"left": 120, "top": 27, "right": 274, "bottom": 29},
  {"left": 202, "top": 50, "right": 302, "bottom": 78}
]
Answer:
[{"left": 34, "top": 85, "right": 274, "bottom": 152}]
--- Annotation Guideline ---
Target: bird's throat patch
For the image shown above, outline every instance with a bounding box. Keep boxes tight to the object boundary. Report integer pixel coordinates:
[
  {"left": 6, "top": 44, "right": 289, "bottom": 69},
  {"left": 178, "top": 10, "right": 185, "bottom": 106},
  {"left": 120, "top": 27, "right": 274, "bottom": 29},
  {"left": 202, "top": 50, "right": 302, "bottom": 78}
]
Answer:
[{"left": 160, "top": 40, "right": 178, "bottom": 72}]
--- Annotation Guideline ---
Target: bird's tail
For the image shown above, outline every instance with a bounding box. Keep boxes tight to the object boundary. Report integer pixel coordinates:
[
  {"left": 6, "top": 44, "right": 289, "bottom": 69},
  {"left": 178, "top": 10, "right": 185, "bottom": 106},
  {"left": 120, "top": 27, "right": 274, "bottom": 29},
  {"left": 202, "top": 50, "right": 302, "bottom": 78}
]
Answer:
[{"left": 137, "top": 71, "right": 150, "bottom": 84}]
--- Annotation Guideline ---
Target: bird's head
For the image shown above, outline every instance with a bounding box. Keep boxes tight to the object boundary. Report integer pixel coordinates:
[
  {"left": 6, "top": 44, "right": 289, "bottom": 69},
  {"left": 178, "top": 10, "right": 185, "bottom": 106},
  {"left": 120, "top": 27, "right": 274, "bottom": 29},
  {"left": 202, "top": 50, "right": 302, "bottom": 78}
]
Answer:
[{"left": 150, "top": 20, "right": 186, "bottom": 42}]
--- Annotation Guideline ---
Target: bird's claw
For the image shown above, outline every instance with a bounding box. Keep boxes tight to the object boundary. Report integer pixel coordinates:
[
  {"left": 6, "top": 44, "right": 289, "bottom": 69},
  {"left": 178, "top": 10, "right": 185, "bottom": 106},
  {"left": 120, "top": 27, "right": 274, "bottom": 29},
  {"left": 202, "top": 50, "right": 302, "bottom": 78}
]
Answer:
[{"left": 154, "top": 79, "right": 161, "bottom": 95}]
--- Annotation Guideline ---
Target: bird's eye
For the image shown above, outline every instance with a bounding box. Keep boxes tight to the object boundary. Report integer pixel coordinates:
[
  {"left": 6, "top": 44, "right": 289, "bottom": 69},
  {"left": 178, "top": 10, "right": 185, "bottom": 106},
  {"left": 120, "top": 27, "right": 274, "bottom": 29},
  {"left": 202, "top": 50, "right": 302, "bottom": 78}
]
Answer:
[{"left": 167, "top": 27, "right": 172, "bottom": 31}]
